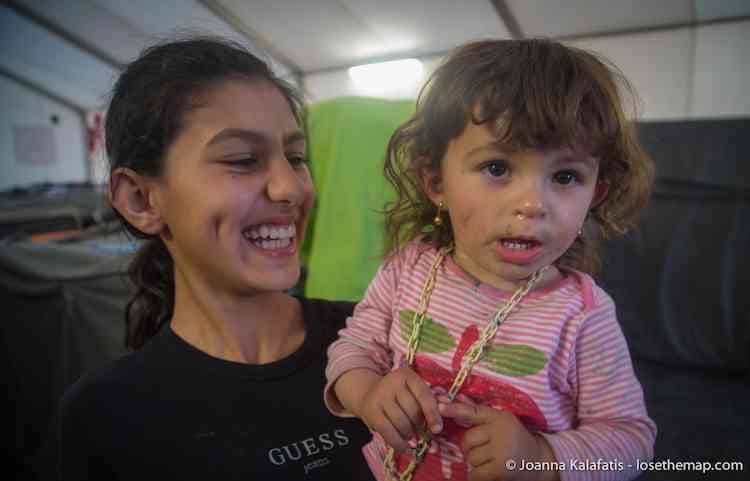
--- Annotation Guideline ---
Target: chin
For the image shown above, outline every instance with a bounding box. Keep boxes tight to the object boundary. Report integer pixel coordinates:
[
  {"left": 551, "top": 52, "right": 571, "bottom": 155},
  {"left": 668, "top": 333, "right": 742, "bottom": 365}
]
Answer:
[
  {"left": 499, "top": 264, "right": 537, "bottom": 281},
  {"left": 254, "top": 268, "right": 301, "bottom": 293}
]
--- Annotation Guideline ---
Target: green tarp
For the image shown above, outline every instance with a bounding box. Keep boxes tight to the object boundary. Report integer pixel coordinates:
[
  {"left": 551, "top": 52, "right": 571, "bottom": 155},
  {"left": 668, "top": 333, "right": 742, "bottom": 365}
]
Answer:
[{"left": 302, "top": 97, "right": 414, "bottom": 301}]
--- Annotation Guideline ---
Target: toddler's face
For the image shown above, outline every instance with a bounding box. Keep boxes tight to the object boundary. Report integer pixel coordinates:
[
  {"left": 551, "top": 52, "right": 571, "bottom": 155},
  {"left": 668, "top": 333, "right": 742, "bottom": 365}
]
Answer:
[{"left": 425, "top": 122, "right": 600, "bottom": 291}]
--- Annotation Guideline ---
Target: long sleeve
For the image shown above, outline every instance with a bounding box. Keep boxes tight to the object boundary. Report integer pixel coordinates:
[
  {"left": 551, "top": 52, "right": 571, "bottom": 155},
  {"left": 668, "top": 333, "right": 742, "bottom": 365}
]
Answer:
[
  {"left": 540, "top": 291, "right": 657, "bottom": 481},
  {"left": 324, "top": 254, "right": 405, "bottom": 416}
]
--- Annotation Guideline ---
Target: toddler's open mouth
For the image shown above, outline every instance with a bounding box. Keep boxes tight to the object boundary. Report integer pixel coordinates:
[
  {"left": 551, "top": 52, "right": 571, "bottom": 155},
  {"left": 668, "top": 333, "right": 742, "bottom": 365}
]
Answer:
[
  {"left": 500, "top": 238, "right": 540, "bottom": 250},
  {"left": 496, "top": 237, "right": 542, "bottom": 264}
]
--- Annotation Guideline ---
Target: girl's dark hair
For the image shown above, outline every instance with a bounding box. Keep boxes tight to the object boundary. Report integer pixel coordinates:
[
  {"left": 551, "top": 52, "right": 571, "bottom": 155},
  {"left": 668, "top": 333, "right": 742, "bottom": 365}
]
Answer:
[
  {"left": 384, "top": 38, "right": 654, "bottom": 274},
  {"left": 106, "top": 37, "right": 303, "bottom": 350}
]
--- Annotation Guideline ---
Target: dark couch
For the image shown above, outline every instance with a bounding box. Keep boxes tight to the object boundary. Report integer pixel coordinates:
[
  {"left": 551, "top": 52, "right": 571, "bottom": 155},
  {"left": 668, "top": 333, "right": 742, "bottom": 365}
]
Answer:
[
  {"left": 598, "top": 119, "right": 750, "bottom": 480},
  {"left": 2, "top": 229, "right": 134, "bottom": 479},
  {"left": 4, "top": 119, "right": 749, "bottom": 480}
]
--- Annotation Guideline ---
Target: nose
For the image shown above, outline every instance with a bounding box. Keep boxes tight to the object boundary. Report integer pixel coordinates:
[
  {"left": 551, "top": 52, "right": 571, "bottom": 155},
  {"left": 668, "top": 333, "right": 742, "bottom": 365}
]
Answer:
[
  {"left": 513, "top": 182, "right": 548, "bottom": 220},
  {"left": 266, "top": 157, "right": 306, "bottom": 206}
]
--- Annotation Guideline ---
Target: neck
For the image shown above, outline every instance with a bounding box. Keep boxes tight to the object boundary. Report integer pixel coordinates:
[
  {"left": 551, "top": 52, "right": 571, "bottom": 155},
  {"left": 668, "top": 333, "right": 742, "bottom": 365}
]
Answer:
[{"left": 169, "top": 266, "right": 305, "bottom": 365}]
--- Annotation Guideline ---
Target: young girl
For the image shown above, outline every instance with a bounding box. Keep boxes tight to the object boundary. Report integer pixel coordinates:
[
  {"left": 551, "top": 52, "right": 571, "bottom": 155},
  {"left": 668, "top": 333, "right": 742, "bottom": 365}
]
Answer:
[
  {"left": 38, "top": 37, "right": 374, "bottom": 480},
  {"left": 324, "top": 39, "right": 657, "bottom": 481}
]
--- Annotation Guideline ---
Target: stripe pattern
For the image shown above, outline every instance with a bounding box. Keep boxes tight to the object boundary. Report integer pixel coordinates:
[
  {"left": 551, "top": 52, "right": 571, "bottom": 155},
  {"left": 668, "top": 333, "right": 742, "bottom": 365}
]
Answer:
[{"left": 325, "top": 241, "right": 656, "bottom": 481}]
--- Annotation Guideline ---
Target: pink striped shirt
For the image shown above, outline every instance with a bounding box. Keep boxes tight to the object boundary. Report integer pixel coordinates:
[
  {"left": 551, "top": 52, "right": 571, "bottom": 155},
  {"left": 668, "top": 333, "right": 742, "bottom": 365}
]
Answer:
[{"left": 325, "top": 240, "right": 656, "bottom": 481}]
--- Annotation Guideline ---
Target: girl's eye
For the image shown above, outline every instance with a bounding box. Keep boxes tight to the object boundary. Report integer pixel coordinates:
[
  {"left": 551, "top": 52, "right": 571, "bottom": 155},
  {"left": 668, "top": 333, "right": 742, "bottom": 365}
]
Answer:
[
  {"left": 482, "top": 161, "right": 508, "bottom": 178},
  {"left": 287, "top": 154, "right": 308, "bottom": 167},
  {"left": 554, "top": 170, "right": 580, "bottom": 185},
  {"left": 223, "top": 158, "right": 258, "bottom": 168}
]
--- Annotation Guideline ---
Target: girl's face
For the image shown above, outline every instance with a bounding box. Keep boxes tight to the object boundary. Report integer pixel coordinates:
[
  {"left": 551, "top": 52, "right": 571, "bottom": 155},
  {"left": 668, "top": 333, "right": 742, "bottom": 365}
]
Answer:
[
  {"left": 425, "top": 121, "right": 600, "bottom": 291},
  {"left": 152, "top": 79, "right": 314, "bottom": 296}
]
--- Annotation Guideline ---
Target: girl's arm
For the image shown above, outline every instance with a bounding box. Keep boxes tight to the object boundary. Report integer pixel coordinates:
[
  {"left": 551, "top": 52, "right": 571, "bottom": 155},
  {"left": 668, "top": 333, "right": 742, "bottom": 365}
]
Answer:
[{"left": 540, "top": 291, "right": 657, "bottom": 481}]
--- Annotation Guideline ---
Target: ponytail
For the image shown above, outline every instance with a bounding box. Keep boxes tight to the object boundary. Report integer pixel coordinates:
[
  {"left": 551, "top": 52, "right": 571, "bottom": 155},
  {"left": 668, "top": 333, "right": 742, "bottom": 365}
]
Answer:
[{"left": 125, "top": 238, "right": 174, "bottom": 350}]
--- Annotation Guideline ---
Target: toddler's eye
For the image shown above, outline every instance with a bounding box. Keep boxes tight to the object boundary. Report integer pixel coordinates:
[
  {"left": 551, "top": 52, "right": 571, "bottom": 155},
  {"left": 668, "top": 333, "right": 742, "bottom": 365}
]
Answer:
[
  {"left": 482, "top": 161, "right": 508, "bottom": 177},
  {"left": 554, "top": 171, "right": 579, "bottom": 185}
]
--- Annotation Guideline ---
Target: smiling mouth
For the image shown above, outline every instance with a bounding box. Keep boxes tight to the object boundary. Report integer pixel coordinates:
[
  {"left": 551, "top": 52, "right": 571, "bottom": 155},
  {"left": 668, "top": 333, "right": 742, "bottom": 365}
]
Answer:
[{"left": 243, "top": 223, "right": 296, "bottom": 249}]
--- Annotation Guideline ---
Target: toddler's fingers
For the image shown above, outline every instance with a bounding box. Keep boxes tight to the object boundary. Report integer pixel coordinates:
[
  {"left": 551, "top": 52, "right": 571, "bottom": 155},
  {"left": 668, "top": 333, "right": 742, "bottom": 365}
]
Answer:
[
  {"left": 464, "top": 440, "right": 494, "bottom": 468},
  {"left": 454, "top": 393, "right": 476, "bottom": 406},
  {"left": 383, "top": 400, "right": 416, "bottom": 444},
  {"left": 435, "top": 393, "right": 475, "bottom": 406},
  {"left": 373, "top": 412, "right": 409, "bottom": 452},
  {"left": 395, "top": 388, "right": 425, "bottom": 433},
  {"left": 406, "top": 375, "right": 443, "bottom": 434}
]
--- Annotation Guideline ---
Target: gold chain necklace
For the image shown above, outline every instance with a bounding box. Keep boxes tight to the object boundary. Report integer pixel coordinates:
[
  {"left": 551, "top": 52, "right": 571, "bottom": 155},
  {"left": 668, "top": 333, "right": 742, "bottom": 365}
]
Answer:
[{"left": 383, "top": 245, "right": 548, "bottom": 481}]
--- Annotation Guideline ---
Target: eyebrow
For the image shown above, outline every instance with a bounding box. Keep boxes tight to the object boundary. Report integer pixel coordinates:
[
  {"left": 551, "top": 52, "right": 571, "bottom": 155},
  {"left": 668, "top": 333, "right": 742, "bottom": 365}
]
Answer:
[
  {"left": 553, "top": 153, "right": 597, "bottom": 168},
  {"left": 206, "top": 128, "right": 305, "bottom": 147},
  {"left": 466, "top": 143, "right": 597, "bottom": 167},
  {"left": 466, "top": 142, "right": 504, "bottom": 159}
]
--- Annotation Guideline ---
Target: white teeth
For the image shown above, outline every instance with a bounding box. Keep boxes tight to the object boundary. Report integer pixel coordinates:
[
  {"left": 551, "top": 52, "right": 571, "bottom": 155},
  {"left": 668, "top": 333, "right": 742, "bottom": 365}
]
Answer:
[
  {"left": 245, "top": 223, "right": 295, "bottom": 240},
  {"left": 245, "top": 223, "right": 295, "bottom": 249},
  {"left": 254, "top": 237, "right": 291, "bottom": 250},
  {"left": 503, "top": 240, "right": 533, "bottom": 250}
]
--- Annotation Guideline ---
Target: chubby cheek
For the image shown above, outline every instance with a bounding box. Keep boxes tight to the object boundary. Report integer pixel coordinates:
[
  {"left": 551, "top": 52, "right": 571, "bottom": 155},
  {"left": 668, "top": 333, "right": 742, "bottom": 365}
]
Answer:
[
  {"left": 450, "top": 205, "right": 486, "bottom": 247},
  {"left": 555, "top": 209, "right": 587, "bottom": 253}
]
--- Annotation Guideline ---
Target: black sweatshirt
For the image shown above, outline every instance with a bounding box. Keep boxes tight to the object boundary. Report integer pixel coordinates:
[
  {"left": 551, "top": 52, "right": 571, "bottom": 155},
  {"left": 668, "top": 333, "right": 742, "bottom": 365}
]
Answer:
[{"left": 39, "top": 298, "right": 375, "bottom": 481}]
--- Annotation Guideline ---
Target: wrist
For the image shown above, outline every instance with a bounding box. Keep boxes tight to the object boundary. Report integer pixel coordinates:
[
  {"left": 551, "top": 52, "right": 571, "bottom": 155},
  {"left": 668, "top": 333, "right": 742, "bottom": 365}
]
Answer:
[{"left": 334, "top": 368, "right": 381, "bottom": 417}]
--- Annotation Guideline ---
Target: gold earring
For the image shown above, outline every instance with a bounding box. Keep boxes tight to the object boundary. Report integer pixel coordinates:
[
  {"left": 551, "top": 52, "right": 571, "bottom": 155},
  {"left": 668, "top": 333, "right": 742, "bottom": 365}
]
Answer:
[{"left": 433, "top": 201, "right": 444, "bottom": 227}]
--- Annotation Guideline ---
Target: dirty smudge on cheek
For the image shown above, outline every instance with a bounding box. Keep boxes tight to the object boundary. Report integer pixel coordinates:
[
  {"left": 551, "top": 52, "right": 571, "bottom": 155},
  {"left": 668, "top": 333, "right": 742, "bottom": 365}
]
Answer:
[
  {"left": 459, "top": 211, "right": 474, "bottom": 231},
  {"left": 209, "top": 213, "right": 223, "bottom": 244}
]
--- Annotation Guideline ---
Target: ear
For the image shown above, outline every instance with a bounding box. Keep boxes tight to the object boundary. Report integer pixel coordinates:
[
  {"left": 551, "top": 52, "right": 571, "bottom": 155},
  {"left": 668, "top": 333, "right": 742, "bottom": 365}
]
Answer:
[
  {"left": 419, "top": 162, "right": 444, "bottom": 206},
  {"left": 591, "top": 180, "right": 609, "bottom": 208},
  {"left": 109, "top": 167, "right": 166, "bottom": 235}
]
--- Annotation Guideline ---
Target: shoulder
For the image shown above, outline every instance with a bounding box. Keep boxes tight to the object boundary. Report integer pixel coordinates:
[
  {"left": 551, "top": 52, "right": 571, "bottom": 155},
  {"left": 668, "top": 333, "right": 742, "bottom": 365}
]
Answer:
[
  {"left": 299, "top": 297, "right": 356, "bottom": 324},
  {"left": 59, "top": 349, "right": 148, "bottom": 421},
  {"left": 534, "top": 269, "right": 619, "bottom": 345},
  {"left": 557, "top": 269, "right": 615, "bottom": 314},
  {"left": 298, "top": 296, "right": 356, "bottom": 333},
  {"left": 382, "top": 237, "right": 442, "bottom": 278},
  {"left": 556, "top": 270, "right": 620, "bottom": 341},
  {"left": 59, "top": 327, "right": 179, "bottom": 417}
]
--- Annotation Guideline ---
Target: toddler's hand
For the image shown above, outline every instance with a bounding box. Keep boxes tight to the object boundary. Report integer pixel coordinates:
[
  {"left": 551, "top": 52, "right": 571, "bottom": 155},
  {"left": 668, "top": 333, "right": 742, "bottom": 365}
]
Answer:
[
  {"left": 439, "top": 401, "right": 558, "bottom": 481},
  {"left": 358, "top": 366, "right": 443, "bottom": 452}
]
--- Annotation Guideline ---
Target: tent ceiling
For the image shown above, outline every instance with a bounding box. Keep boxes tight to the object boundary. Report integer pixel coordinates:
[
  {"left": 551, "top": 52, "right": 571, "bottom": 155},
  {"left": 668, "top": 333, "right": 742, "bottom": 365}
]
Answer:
[{"left": 2, "top": 0, "right": 749, "bottom": 110}]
